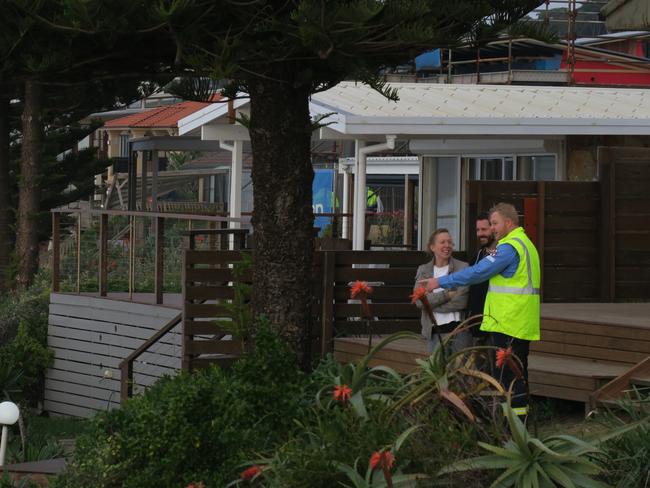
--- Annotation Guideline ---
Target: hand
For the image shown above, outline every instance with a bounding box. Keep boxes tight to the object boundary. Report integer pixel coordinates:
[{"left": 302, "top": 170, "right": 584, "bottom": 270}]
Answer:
[
  {"left": 447, "top": 290, "right": 457, "bottom": 299},
  {"left": 417, "top": 277, "right": 439, "bottom": 292}
]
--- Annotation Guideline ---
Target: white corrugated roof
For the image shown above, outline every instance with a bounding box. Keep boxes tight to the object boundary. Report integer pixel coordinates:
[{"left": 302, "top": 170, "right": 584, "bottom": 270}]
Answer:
[
  {"left": 312, "top": 82, "right": 650, "bottom": 119},
  {"left": 310, "top": 82, "right": 650, "bottom": 136},
  {"left": 179, "top": 82, "right": 650, "bottom": 138}
]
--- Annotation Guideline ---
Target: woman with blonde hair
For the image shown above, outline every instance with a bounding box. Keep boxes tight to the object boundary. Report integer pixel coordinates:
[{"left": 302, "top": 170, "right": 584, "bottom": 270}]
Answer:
[{"left": 414, "top": 228, "right": 471, "bottom": 353}]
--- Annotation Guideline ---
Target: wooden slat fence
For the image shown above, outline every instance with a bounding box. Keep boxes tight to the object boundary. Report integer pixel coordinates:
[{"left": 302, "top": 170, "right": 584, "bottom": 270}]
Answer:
[
  {"left": 466, "top": 180, "right": 601, "bottom": 302},
  {"left": 182, "top": 250, "right": 247, "bottom": 371},
  {"left": 319, "top": 251, "right": 430, "bottom": 355},
  {"left": 45, "top": 293, "right": 182, "bottom": 418},
  {"left": 599, "top": 147, "right": 650, "bottom": 300}
]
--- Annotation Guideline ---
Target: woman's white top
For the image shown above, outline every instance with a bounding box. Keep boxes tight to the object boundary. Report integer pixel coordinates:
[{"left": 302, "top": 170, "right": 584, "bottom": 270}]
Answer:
[{"left": 432, "top": 265, "right": 461, "bottom": 326}]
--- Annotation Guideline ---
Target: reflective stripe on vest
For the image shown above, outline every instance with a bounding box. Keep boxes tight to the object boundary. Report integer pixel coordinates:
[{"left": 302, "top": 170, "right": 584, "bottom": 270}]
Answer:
[{"left": 488, "top": 238, "right": 540, "bottom": 295}]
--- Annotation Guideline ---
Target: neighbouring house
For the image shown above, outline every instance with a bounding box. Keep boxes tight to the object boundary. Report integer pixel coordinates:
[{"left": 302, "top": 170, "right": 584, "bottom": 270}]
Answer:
[
  {"left": 602, "top": 0, "right": 650, "bottom": 31},
  {"left": 413, "top": 32, "right": 650, "bottom": 87}
]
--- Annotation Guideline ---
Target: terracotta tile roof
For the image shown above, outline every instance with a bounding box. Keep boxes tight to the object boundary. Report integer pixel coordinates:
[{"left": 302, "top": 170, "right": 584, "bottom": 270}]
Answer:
[{"left": 104, "top": 101, "right": 211, "bottom": 129}]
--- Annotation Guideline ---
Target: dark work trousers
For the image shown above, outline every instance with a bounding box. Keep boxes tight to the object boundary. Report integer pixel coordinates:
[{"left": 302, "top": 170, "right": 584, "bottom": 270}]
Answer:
[{"left": 489, "top": 331, "right": 530, "bottom": 415}]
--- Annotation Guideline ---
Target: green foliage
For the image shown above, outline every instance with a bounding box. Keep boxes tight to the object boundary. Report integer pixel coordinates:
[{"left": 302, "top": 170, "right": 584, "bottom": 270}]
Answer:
[
  {"left": 0, "top": 271, "right": 52, "bottom": 405},
  {"left": 0, "top": 472, "right": 39, "bottom": 488},
  {"left": 440, "top": 402, "right": 647, "bottom": 488},
  {"left": 0, "top": 271, "right": 50, "bottom": 346},
  {"left": 55, "top": 321, "right": 305, "bottom": 488},
  {"left": 259, "top": 400, "right": 408, "bottom": 488},
  {"left": 0, "top": 322, "right": 53, "bottom": 406},
  {"left": 215, "top": 255, "right": 253, "bottom": 340},
  {"left": 598, "top": 394, "right": 650, "bottom": 487}
]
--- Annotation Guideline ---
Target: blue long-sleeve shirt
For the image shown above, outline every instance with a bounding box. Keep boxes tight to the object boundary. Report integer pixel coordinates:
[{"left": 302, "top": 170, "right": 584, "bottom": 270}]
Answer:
[{"left": 438, "top": 244, "right": 519, "bottom": 289}]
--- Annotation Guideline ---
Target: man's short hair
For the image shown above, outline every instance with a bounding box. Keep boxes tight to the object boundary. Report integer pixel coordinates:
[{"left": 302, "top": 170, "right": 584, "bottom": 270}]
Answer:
[
  {"left": 476, "top": 211, "right": 491, "bottom": 223},
  {"left": 489, "top": 202, "right": 519, "bottom": 226}
]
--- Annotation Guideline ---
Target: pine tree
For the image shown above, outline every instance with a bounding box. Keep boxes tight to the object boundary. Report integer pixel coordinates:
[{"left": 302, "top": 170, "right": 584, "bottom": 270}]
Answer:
[{"left": 37, "top": 0, "right": 544, "bottom": 362}]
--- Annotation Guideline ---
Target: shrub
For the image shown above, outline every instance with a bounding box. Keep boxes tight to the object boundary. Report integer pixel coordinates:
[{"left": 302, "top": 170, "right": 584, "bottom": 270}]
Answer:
[
  {"left": 0, "top": 271, "right": 52, "bottom": 406},
  {"left": 54, "top": 322, "right": 306, "bottom": 488},
  {"left": 598, "top": 395, "right": 650, "bottom": 487}
]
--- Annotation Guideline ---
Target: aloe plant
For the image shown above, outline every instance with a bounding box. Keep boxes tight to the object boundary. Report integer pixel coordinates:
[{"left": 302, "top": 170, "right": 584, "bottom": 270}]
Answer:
[
  {"left": 440, "top": 402, "right": 650, "bottom": 488},
  {"left": 335, "top": 425, "right": 427, "bottom": 488},
  {"left": 318, "top": 331, "right": 417, "bottom": 419},
  {"left": 389, "top": 318, "right": 505, "bottom": 423}
]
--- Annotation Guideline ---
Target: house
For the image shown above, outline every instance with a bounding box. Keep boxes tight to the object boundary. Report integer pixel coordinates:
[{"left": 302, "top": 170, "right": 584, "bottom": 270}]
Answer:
[
  {"left": 602, "top": 0, "right": 650, "bottom": 31},
  {"left": 414, "top": 33, "right": 650, "bottom": 87}
]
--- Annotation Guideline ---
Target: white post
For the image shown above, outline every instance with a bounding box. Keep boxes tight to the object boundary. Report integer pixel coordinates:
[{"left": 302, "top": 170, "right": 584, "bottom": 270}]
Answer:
[
  {"left": 352, "top": 141, "right": 365, "bottom": 250},
  {"left": 341, "top": 166, "right": 350, "bottom": 239},
  {"left": 353, "top": 136, "right": 397, "bottom": 250},
  {"left": 0, "top": 425, "right": 7, "bottom": 467},
  {"left": 229, "top": 140, "right": 243, "bottom": 230},
  {"left": 221, "top": 140, "right": 244, "bottom": 249},
  {"left": 0, "top": 401, "right": 19, "bottom": 467},
  {"left": 354, "top": 147, "right": 368, "bottom": 250}
]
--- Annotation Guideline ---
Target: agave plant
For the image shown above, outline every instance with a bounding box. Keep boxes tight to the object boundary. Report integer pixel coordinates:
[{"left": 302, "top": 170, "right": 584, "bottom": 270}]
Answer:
[
  {"left": 318, "top": 331, "right": 418, "bottom": 419},
  {"left": 440, "top": 402, "right": 650, "bottom": 488}
]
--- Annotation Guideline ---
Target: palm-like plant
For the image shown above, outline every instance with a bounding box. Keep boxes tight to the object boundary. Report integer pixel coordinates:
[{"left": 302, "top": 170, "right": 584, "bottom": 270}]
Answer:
[{"left": 440, "top": 402, "right": 650, "bottom": 488}]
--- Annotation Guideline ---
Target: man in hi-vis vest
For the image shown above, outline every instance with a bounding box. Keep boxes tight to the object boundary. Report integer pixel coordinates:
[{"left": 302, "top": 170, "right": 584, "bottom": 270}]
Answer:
[{"left": 418, "top": 202, "right": 540, "bottom": 418}]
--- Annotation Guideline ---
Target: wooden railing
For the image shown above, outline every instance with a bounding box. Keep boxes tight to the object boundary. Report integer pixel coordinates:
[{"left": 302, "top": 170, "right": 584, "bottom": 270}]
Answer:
[
  {"left": 50, "top": 207, "right": 248, "bottom": 303},
  {"left": 119, "top": 312, "right": 183, "bottom": 401}
]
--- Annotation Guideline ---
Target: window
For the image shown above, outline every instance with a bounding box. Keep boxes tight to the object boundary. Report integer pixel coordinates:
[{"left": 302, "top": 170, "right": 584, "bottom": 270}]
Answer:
[
  {"left": 468, "top": 157, "right": 515, "bottom": 181},
  {"left": 118, "top": 133, "right": 130, "bottom": 158},
  {"left": 517, "top": 155, "right": 556, "bottom": 181}
]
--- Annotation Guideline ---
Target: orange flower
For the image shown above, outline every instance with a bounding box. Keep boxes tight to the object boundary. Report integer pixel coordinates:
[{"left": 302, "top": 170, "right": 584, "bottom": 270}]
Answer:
[
  {"left": 409, "top": 286, "right": 427, "bottom": 304},
  {"left": 350, "top": 281, "right": 373, "bottom": 318},
  {"left": 350, "top": 280, "right": 373, "bottom": 299},
  {"left": 410, "top": 286, "right": 437, "bottom": 326},
  {"left": 496, "top": 347, "right": 523, "bottom": 379},
  {"left": 333, "top": 384, "right": 352, "bottom": 403},
  {"left": 240, "top": 465, "right": 262, "bottom": 481},
  {"left": 369, "top": 450, "right": 396, "bottom": 471},
  {"left": 186, "top": 482, "right": 205, "bottom": 488},
  {"left": 495, "top": 347, "right": 512, "bottom": 369}
]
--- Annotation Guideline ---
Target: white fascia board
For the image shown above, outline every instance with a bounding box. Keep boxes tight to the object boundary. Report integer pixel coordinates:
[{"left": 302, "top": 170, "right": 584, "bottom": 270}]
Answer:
[
  {"left": 178, "top": 97, "right": 250, "bottom": 135},
  {"left": 342, "top": 116, "right": 650, "bottom": 136},
  {"left": 409, "top": 138, "right": 547, "bottom": 154},
  {"left": 201, "top": 124, "right": 250, "bottom": 141},
  {"left": 338, "top": 156, "right": 419, "bottom": 175}
]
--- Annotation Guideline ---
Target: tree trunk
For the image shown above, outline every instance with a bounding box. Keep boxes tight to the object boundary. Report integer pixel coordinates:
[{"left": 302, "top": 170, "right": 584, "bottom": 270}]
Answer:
[
  {"left": 247, "top": 74, "right": 314, "bottom": 366},
  {"left": 16, "top": 80, "right": 43, "bottom": 290},
  {"left": 0, "top": 97, "right": 11, "bottom": 293}
]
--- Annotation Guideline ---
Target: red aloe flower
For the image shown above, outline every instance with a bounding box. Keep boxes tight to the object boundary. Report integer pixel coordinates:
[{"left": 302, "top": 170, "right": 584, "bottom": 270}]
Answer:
[
  {"left": 240, "top": 465, "right": 262, "bottom": 481},
  {"left": 350, "top": 280, "right": 373, "bottom": 318},
  {"left": 369, "top": 450, "right": 395, "bottom": 471},
  {"left": 495, "top": 347, "right": 523, "bottom": 379},
  {"left": 409, "top": 286, "right": 427, "bottom": 304},
  {"left": 410, "top": 286, "right": 437, "bottom": 326},
  {"left": 350, "top": 280, "right": 373, "bottom": 298},
  {"left": 333, "top": 384, "right": 352, "bottom": 404},
  {"left": 370, "top": 450, "right": 396, "bottom": 488}
]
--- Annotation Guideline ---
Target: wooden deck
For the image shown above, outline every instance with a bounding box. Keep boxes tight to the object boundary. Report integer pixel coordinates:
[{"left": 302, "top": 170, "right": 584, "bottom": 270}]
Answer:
[{"left": 334, "top": 303, "right": 650, "bottom": 408}]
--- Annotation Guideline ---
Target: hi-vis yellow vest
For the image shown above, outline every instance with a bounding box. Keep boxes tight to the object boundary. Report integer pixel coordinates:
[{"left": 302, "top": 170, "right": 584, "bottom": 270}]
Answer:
[{"left": 481, "top": 227, "right": 541, "bottom": 341}]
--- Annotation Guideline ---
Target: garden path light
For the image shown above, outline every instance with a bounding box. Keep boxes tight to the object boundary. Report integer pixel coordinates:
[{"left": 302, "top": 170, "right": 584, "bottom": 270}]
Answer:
[{"left": 0, "top": 401, "right": 19, "bottom": 467}]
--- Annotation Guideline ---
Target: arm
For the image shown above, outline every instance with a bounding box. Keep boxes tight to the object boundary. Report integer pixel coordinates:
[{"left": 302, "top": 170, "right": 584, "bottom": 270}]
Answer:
[
  {"left": 434, "top": 284, "right": 468, "bottom": 313},
  {"left": 414, "top": 265, "right": 452, "bottom": 309},
  {"left": 418, "top": 245, "right": 519, "bottom": 290},
  {"left": 438, "top": 244, "right": 518, "bottom": 288}
]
